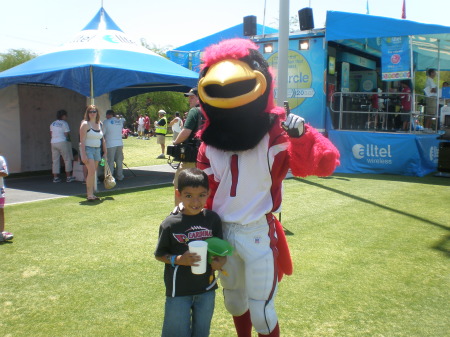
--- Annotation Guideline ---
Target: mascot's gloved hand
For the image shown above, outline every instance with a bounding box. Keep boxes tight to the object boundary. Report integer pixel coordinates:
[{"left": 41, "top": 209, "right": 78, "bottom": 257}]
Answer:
[{"left": 283, "top": 114, "right": 305, "bottom": 138}]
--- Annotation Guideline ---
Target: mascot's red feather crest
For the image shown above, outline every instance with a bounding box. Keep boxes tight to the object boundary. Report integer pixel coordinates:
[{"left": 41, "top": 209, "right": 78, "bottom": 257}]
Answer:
[{"left": 201, "top": 38, "right": 259, "bottom": 69}]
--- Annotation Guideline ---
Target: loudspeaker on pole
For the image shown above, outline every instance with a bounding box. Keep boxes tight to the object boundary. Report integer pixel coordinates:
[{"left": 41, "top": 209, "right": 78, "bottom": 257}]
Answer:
[
  {"left": 243, "top": 15, "right": 257, "bottom": 36},
  {"left": 298, "top": 7, "right": 314, "bottom": 31}
]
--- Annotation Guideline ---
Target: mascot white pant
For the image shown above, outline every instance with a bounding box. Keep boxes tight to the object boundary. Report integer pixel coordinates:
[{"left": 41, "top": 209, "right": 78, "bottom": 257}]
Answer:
[{"left": 221, "top": 216, "right": 279, "bottom": 334}]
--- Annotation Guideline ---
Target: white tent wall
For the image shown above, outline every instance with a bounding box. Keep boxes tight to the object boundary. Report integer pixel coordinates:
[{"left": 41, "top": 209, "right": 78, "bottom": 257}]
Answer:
[
  {"left": 0, "top": 86, "right": 21, "bottom": 173},
  {"left": 0, "top": 85, "right": 88, "bottom": 174}
]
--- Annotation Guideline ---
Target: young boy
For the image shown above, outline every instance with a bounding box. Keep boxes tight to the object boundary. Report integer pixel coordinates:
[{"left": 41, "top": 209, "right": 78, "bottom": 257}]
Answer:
[
  {"left": 155, "top": 168, "right": 226, "bottom": 337},
  {"left": 0, "top": 154, "right": 14, "bottom": 242}
]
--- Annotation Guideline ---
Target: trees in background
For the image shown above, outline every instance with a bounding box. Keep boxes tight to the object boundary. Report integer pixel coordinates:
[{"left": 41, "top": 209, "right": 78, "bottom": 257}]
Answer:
[{"left": 0, "top": 49, "right": 37, "bottom": 72}]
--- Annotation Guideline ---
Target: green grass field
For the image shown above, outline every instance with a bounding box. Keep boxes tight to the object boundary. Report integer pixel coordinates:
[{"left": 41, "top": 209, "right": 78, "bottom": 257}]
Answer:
[
  {"left": 1, "top": 171, "right": 449, "bottom": 336},
  {"left": 123, "top": 134, "right": 175, "bottom": 167}
]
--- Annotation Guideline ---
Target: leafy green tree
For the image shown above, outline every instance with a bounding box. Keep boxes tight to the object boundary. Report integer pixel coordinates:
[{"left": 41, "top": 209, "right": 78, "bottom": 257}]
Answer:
[
  {"left": 0, "top": 49, "right": 37, "bottom": 72},
  {"left": 113, "top": 91, "right": 189, "bottom": 129}
]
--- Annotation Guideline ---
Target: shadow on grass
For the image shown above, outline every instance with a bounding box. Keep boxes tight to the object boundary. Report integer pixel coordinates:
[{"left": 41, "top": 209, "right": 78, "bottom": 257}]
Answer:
[
  {"left": 295, "top": 178, "right": 450, "bottom": 232},
  {"left": 431, "top": 234, "right": 450, "bottom": 257}
]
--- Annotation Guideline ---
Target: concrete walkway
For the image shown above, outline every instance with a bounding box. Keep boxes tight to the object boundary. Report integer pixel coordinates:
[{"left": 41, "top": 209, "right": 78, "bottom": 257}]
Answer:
[{"left": 5, "top": 164, "right": 176, "bottom": 205}]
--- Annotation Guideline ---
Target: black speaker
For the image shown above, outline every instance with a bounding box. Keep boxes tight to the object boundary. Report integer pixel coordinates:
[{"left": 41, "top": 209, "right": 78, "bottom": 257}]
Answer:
[
  {"left": 243, "top": 15, "right": 257, "bottom": 36},
  {"left": 298, "top": 7, "right": 314, "bottom": 31},
  {"left": 438, "top": 142, "right": 450, "bottom": 173}
]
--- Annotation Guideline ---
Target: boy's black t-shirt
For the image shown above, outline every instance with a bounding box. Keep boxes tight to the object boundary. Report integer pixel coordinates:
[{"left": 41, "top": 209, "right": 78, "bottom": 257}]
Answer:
[{"left": 154, "top": 209, "right": 223, "bottom": 297}]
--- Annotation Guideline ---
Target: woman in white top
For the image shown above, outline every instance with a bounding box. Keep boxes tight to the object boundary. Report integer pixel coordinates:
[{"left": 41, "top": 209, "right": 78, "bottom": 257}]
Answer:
[
  {"left": 169, "top": 112, "right": 183, "bottom": 140},
  {"left": 50, "top": 110, "right": 75, "bottom": 183},
  {"left": 79, "top": 105, "right": 107, "bottom": 201}
]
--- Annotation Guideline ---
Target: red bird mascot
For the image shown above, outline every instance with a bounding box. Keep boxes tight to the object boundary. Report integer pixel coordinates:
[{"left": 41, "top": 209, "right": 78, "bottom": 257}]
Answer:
[{"left": 196, "top": 38, "right": 340, "bottom": 337}]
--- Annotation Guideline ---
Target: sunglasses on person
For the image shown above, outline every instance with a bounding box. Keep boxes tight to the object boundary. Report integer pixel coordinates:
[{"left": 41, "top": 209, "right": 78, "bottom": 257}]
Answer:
[{"left": 89, "top": 110, "right": 97, "bottom": 113}]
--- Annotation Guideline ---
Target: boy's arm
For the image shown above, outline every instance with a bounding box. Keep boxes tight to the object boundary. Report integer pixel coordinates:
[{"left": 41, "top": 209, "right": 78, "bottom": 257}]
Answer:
[{"left": 155, "top": 251, "right": 201, "bottom": 267}]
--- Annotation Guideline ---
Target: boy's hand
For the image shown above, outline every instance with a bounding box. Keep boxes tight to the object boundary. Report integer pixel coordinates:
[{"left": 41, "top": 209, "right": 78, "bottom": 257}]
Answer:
[
  {"left": 210, "top": 256, "right": 227, "bottom": 271},
  {"left": 177, "top": 250, "right": 201, "bottom": 266}
]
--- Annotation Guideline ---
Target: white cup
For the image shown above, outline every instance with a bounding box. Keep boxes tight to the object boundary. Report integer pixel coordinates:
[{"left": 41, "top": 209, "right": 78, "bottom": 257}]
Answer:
[{"left": 188, "top": 240, "right": 208, "bottom": 274}]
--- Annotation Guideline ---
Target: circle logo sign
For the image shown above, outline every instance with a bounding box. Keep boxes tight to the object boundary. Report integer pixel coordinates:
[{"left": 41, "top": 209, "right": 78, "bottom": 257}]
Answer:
[
  {"left": 391, "top": 54, "right": 401, "bottom": 64},
  {"left": 352, "top": 144, "right": 365, "bottom": 159},
  {"left": 267, "top": 50, "right": 312, "bottom": 110}
]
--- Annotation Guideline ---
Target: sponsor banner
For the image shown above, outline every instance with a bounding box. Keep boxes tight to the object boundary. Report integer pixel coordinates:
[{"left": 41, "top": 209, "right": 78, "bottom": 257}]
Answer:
[
  {"left": 381, "top": 36, "right": 411, "bottom": 81},
  {"left": 265, "top": 37, "right": 326, "bottom": 130},
  {"left": 329, "top": 131, "right": 439, "bottom": 176}
]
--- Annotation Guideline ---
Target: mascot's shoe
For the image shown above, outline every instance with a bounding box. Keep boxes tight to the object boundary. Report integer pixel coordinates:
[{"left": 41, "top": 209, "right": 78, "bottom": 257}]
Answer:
[{"left": 0, "top": 231, "right": 14, "bottom": 242}]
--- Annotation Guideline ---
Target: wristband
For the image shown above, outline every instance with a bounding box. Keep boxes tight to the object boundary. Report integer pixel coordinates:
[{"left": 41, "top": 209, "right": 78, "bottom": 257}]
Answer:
[{"left": 170, "top": 255, "right": 176, "bottom": 267}]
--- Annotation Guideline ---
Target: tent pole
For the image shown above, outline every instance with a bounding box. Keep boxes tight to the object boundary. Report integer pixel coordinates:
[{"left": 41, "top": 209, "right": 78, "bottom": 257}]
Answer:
[
  {"left": 409, "top": 36, "right": 415, "bottom": 133},
  {"left": 90, "top": 66, "right": 95, "bottom": 106},
  {"left": 436, "top": 40, "right": 441, "bottom": 132}
]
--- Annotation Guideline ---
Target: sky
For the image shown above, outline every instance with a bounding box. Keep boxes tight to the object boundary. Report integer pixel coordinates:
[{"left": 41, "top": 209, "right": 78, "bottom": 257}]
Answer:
[{"left": 1, "top": 0, "right": 448, "bottom": 55}]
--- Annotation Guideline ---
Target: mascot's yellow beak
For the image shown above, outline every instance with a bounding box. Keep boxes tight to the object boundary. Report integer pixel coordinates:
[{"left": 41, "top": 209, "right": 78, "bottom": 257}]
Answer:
[{"left": 198, "top": 59, "right": 267, "bottom": 109}]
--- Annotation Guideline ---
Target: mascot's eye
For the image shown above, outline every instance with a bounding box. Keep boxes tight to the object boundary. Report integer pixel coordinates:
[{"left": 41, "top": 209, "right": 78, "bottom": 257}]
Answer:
[
  {"left": 252, "top": 60, "right": 261, "bottom": 69},
  {"left": 200, "top": 67, "right": 209, "bottom": 78}
]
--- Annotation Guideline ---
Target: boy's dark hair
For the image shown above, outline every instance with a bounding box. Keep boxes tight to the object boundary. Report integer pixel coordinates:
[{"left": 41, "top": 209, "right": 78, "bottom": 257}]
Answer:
[
  {"left": 177, "top": 168, "right": 209, "bottom": 192},
  {"left": 56, "top": 109, "right": 67, "bottom": 120},
  {"left": 427, "top": 68, "right": 436, "bottom": 76}
]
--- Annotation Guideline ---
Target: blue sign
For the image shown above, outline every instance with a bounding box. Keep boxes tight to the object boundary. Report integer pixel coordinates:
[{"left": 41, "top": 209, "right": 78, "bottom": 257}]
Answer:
[
  {"left": 264, "top": 37, "right": 327, "bottom": 131},
  {"left": 329, "top": 131, "right": 439, "bottom": 176},
  {"left": 381, "top": 36, "right": 411, "bottom": 81}
]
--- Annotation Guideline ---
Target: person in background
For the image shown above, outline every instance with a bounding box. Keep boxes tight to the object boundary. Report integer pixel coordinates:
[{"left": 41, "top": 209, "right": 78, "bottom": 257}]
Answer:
[
  {"left": 50, "top": 109, "right": 75, "bottom": 183},
  {"left": 154, "top": 168, "right": 226, "bottom": 337},
  {"left": 137, "top": 114, "right": 145, "bottom": 139},
  {"left": 79, "top": 105, "right": 107, "bottom": 201},
  {"left": 0, "top": 153, "right": 13, "bottom": 242},
  {"left": 155, "top": 110, "right": 168, "bottom": 159},
  {"left": 424, "top": 68, "right": 438, "bottom": 129},
  {"left": 103, "top": 109, "right": 125, "bottom": 181},
  {"left": 169, "top": 112, "right": 183, "bottom": 140},
  {"left": 144, "top": 114, "right": 151, "bottom": 140},
  {"left": 172, "top": 88, "right": 203, "bottom": 205},
  {"left": 400, "top": 80, "right": 412, "bottom": 131}
]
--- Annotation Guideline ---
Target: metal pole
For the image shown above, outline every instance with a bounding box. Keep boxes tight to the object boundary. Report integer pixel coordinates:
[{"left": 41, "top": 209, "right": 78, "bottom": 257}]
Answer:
[
  {"left": 90, "top": 66, "right": 95, "bottom": 106},
  {"left": 436, "top": 40, "right": 441, "bottom": 132},
  {"left": 276, "top": 0, "right": 289, "bottom": 107},
  {"left": 409, "top": 36, "right": 415, "bottom": 133}
]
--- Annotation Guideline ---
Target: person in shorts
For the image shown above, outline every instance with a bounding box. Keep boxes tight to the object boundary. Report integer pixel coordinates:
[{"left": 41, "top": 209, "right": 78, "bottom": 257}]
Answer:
[
  {"left": 155, "top": 110, "right": 168, "bottom": 159},
  {"left": 0, "top": 153, "right": 13, "bottom": 242}
]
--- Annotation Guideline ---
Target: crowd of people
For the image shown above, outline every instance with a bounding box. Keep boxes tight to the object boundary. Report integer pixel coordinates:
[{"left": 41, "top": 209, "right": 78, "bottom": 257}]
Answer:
[{"left": 46, "top": 96, "right": 190, "bottom": 201}]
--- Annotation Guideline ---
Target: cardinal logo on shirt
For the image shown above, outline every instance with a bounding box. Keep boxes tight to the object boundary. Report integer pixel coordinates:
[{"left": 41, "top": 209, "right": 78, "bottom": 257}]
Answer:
[{"left": 173, "top": 226, "right": 212, "bottom": 243}]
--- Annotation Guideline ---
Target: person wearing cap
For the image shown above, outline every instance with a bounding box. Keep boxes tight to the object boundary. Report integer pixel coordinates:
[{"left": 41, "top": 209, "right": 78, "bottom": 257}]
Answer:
[
  {"left": 155, "top": 109, "right": 168, "bottom": 159},
  {"left": 102, "top": 109, "right": 125, "bottom": 181},
  {"left": 172, "top": 87, "right": 204, "bottom": 205}
]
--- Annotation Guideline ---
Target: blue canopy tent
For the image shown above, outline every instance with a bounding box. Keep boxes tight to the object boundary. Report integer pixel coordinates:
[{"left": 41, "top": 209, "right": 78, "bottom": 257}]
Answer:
[
  {"left": 325, "top": 11, "right": 450, "bottom": 71},
  {"left": 167, "top": 23, "right": 278, "bottom": 72},
  {"left": 324, "top": 11, "right": 450, "bottom": 176},
  {"left": 0, "top": 8, "right": 199, "bottom": 105}
]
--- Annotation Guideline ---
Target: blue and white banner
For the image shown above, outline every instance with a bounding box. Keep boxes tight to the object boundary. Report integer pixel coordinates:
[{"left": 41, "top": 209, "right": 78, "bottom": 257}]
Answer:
[
  {"left": 381, "top": 36, "right": 411, "bottom": 81},
  {"left": 329, "top": 131, "right": 439, "bottom": 176}
]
